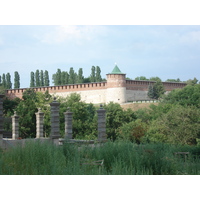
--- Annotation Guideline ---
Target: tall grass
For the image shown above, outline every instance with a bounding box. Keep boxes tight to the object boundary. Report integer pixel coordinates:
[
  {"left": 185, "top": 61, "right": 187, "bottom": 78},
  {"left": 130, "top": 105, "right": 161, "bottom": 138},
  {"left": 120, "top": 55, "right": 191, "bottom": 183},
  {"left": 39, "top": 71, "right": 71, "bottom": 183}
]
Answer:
[{"left": 0, "top": 140, "right": 200, "bottom": 175}]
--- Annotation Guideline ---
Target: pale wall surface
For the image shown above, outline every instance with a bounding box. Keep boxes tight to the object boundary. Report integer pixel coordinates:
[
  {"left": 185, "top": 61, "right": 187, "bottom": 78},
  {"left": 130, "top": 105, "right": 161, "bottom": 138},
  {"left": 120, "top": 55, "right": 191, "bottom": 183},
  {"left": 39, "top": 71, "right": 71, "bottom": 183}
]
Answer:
[
  {"left": 126, "top": 90, "right": 150, "bottom": 102},
  {"left": 51, "top": 89, "right": 107, "bottom": 104},
  {"left": 106, "top": 87, "right": 126, "bottom": 104}
]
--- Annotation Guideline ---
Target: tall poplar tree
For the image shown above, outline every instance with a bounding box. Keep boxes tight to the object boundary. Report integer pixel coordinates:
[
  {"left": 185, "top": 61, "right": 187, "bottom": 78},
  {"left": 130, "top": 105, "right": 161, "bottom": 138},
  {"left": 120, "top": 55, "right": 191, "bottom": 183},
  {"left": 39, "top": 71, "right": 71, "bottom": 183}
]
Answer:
[
  {"left": 35, "top": 70, "right": 40, "bottom": 87},
  {"left": 61, "top": 71, "right": 66, "bottom": 85},
  {"left": 30, "top": 72, "right": 35, "bottom": 87},
  {"left": 44, "top": 70, "right": 50, "bottom": 86},
  {"left": 69, "top": 67, "right": 75, "bottom": 84},
  {"left": 40, "top": 70, "right": 44, "bottom": 86},
  {"left": 65, "top": 72, "right": 69, "bottom": 84},
  {"left": 6, "top": 73, "right": 12, "bottom": 89},
  {"left": 96, "top": 66, "right": 102, "bottom": 82},
  {"left": 14, "top": 71, "right": 20, "bottom": 89},
  {"left": 77, "top": 68, "right": 84, "bottom": 83},
  {"left": 90, "top": 66, "right": 96, "bottom": 82},
  {"left": 2, "top": 74, "right": 6, "bottom": 88}
]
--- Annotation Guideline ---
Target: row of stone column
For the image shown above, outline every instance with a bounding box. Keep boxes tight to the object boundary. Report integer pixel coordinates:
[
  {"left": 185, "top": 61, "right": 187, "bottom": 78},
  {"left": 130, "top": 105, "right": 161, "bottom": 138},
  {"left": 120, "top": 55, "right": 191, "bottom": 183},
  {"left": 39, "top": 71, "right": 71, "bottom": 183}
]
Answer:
[
  {"left": 1, "top": 96, "right": 106, "bottom": 141},
  {"left": 49, "top": 98, "right": 107, "bottom": 141}
]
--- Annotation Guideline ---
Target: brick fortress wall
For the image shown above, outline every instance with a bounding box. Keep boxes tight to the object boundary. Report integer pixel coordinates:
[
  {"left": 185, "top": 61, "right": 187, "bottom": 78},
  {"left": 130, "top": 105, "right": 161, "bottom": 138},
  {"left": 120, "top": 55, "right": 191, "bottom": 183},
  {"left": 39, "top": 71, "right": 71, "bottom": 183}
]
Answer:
[
  {"left": 6, "top": 79, "right": 186, "bottom": 104},
  {"left": 126, "top": 80, "right": 186, "bottom": 101}
]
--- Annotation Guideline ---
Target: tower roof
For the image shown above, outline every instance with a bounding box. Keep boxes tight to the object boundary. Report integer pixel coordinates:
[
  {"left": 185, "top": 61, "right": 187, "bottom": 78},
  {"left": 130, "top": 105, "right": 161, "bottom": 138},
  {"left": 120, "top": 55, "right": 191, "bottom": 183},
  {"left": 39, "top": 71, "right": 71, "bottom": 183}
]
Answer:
[{"left": 110, "top": 64, "right": 125, "bottom": 74}]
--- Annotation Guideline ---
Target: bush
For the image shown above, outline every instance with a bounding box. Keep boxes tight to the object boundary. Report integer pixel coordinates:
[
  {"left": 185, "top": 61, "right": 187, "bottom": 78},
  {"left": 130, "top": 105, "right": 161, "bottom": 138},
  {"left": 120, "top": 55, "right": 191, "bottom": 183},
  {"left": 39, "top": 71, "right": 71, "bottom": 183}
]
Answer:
[{"left": 117, "top": 119, "right": 147, "bottom": 144}]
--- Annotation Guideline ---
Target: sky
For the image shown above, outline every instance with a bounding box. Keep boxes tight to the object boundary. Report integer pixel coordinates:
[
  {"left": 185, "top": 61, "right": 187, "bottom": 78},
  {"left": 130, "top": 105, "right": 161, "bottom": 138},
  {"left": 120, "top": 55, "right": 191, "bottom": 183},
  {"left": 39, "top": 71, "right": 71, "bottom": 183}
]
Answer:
[{"left": 1, "top": 25, "right": 200, "bottom": 88}]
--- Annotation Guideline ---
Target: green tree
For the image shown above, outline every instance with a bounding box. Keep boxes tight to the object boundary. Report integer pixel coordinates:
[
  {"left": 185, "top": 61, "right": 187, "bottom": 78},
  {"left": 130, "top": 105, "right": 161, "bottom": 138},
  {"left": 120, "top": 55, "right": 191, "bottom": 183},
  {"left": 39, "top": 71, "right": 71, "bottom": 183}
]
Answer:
[
  {"left": 15, "top": 89, "right": 38, "bottom": 138},
  {"left": 6, "top": 73, "right": 12, "bottom": 89},
  {"left": 44, "top": 70, "right": 50, "bottom": 86},
  {"left": 147, "top": 105, "right": 200, "bottom": 145},
  {"left": 69, "top": 67, "right": 75, "bottom": 84},
  {"left": 2, "top": 74, "right": 6, "bottom": 88},
  {"left": 96, "top": 66, "right": 102, "bottom": 82},
  {"left": 35, "top": 70, "right": 40, "bottom": 87},
  {"left": 58, "top": 93, "right": 97, "bottom": 138},
  {"left": 0, "top": 75, "right": 1, "bottom": 84},
  {"left": 163, "top": 84, "right": 200, "bottom": 108},
  {"left": 104, "top": 102, "right": 137, "bottom": 140},
  {"left": 90, "top": 66, "right": 96, "bottom": 82},
  {"left": 83, "top": 77, "right": 91, "bottom": 83},
  {"left": 166, "top": 78, "right": 181, "bottom": 82},
  {"left": 147, "top": 84, "right": 154, "bottom": 99},
  {"left": 40, "top": 70, "right": 44, "bottom": 86},
  {"left": 65, "top": 72, "right": 69, "bottom": 84},
  {"left": 30, "top": 72, "right": 35, "bottom": 87},
  {"left": 148, "top": 80, "right": 165, "bottom": 99},
  {"left": 77, "top": 68, "right": 84, "bottom": 83},
  {"left": 117, "top": 119, "right": 147, "bottom": 144},
  {"left": 52, "top": 69, "right": 62, "bottom": 86},
  {"left": 14, "top": 71, "right": 20, "bottom": 89},
  {"left": 135, "top": 76, "right": 149, "bottom": 81},
  {"left": 14, "top": 89, "right": 53, "bottom": 138},
  {"left": 61, "top": 71, "right": 66, "bottom": 85},
  {"left": 186, "top": 77, "right": 198, "bottom": 86},
  {"left": 149, "top": 77, "right": 162, "bottom": 82}
]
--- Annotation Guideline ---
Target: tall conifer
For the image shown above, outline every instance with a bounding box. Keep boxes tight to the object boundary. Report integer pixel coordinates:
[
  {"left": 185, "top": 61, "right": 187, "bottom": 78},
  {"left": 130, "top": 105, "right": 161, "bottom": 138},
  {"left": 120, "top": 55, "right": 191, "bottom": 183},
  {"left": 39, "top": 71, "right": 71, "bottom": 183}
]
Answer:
[
  {"left": 77, "top": 68, "right": 84, "bottom": 83},
  {"left": 14, "top": 71, "right": 20, "bottom": 89},
  {"left": 96, "top": 66, "right": 102, "bottom": 82},
  {"left": 69, "top": 67, "right": 75, "bottom": 84},
  {"left": 6, "top": 73, "right": 12, "bottom": 89},
  {"left": 35, "top": 70, "right": 40, "bottom": 87},
  {"left": 40, "top": 70, "right": 44, "bottom": 86},
  {"left": 30, "top": 72, "right": 35, "bottom": 87},
  {"left": 90, "top": 66, "right": 96, "bottom": 82},
  {"left": 44, "top": 70, "right": 50, "bottom": 86}
]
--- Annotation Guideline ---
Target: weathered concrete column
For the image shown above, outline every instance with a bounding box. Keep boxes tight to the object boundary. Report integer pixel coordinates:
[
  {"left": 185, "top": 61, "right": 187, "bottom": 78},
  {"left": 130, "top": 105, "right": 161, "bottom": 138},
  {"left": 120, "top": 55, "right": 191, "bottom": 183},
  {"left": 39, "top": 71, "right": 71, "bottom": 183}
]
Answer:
[
  {"left": 64, "top": 107, "right": 73, "bottom": 139},
  {"left": 12, "top": 111, "right": 19, "bottom": 140},
  {"left": 97, "top": 104, "right": 107, "bottom": 142},
  {"left": 0, "top": 94, "right": 4, "bottom": 141},
  {"left": 50, "top": 97, "right": 60, "bottom": 139},
  {"left": 35, "top": 108, "right": 44, "bottom": 138}
]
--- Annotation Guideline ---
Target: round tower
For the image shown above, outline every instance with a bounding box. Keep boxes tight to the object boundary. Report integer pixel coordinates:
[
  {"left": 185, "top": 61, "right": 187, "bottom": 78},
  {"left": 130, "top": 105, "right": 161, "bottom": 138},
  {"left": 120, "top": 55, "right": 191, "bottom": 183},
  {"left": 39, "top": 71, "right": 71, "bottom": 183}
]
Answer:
[{"left": 106, "top": 64, "right": 126, "bottom": 104}]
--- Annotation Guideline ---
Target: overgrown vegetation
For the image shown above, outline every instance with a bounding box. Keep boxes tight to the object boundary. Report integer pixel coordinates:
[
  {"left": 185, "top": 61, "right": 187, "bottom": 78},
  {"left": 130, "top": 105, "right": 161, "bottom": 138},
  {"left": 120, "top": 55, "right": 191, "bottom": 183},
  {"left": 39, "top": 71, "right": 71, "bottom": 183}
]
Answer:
[{"left": 0, "top": 140, "right": 200, "bottom": 175}]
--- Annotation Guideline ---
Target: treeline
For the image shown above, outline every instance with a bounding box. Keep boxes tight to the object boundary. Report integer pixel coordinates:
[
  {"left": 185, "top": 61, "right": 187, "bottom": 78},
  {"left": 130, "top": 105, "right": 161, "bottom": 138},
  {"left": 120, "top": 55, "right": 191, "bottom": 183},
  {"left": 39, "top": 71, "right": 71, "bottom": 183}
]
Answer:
[
  {"left": 30, "top": 70, "right": 50, "bottom": 87},
  {"left": 0, "top": 72, "right": 20, "bottom": 89},
  {"left": 134, "top": 76, "right": 182, "bottom": 82},
  {"left": 52, "top": 66, "right": 103, "bottom": 86}
]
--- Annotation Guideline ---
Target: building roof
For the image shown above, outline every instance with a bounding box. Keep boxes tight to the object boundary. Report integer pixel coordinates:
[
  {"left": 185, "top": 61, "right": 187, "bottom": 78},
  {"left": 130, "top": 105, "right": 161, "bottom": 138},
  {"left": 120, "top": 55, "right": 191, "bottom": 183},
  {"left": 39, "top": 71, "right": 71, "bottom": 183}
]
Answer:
[{"left": 110, "top": 64, "right": 125, "bottom": 74}]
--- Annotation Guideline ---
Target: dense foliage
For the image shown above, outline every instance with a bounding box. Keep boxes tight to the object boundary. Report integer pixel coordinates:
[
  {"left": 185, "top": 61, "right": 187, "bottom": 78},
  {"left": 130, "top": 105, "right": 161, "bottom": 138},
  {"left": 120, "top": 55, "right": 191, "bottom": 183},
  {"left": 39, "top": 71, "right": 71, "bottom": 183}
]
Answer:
[{"left": 0, "top": 140, "right": 200, "bottom": 175}]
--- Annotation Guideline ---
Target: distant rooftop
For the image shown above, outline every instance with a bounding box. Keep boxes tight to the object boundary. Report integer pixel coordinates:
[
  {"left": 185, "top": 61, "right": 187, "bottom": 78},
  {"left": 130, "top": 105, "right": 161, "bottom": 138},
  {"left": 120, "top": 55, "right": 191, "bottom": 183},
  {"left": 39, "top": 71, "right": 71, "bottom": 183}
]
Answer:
[{"left": 110, "top": 64, "right": 125, "bottom": 74}]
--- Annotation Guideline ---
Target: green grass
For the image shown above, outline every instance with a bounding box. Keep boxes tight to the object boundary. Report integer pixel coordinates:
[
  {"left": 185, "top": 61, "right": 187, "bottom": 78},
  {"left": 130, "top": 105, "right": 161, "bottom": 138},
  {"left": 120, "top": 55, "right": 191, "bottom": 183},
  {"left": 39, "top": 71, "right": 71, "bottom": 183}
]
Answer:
[{"left": 0, "top": 140, "right": 200, "bottom": 175}]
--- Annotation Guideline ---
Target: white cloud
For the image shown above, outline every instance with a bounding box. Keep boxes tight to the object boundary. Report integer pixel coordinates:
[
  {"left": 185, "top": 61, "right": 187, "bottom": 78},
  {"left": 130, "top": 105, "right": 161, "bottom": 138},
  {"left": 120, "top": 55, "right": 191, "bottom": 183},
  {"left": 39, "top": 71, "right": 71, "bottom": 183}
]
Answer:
[
  {"left": 179, "top": 30, "right": 200, "bottom": 45},
  {"left": 36, "top": 25, "right": 108, "bottom": 45}
]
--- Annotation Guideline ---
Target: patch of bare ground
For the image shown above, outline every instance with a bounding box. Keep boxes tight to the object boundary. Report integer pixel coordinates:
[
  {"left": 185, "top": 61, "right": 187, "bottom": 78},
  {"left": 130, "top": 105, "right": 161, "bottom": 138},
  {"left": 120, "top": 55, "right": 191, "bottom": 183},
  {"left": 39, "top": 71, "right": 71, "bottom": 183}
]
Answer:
[{"left": 120, "top": 102, "right": 158, "bottom": 111}]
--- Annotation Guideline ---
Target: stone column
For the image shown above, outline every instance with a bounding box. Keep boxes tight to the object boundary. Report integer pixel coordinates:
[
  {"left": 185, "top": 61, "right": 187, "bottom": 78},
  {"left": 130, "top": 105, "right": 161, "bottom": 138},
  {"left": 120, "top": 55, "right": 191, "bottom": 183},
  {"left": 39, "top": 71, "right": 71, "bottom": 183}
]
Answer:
[
  {"left": 50, "top": 97, "right": 60, "bottom": 139},
  {"left": 97, "top": 104, "right": 107, "bottom": 142},
  {"left": 35, "top": 108, "right": 44, "bottom": 138},
  {"left": 64, "top": 107, "right": 73, "bottom": 139},
  {"left": 12, "top": 111, "right": 19, "bottom": 140},
  {"left": 0, "top": 94, "right": 4, "bottom": 141}
]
